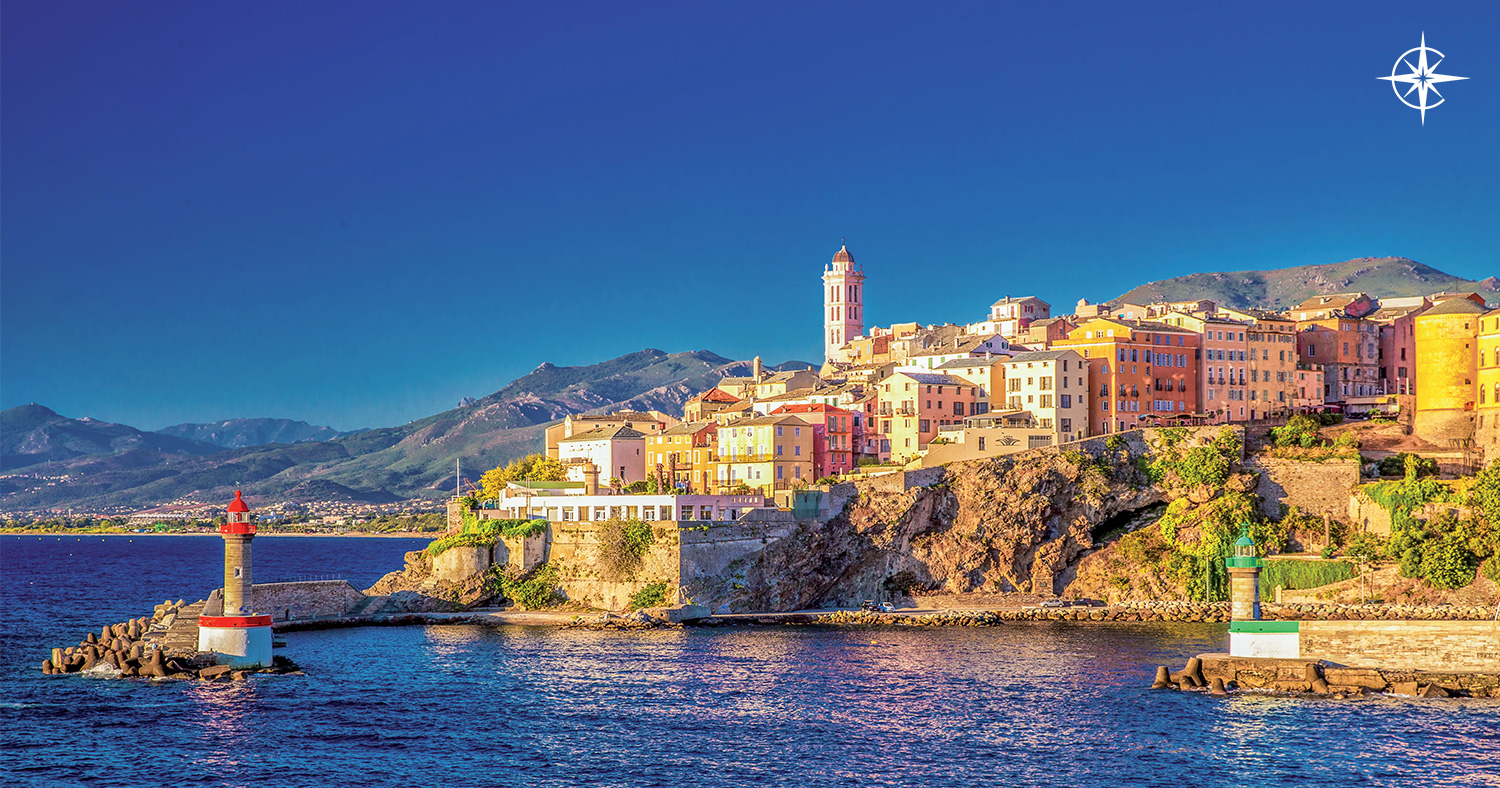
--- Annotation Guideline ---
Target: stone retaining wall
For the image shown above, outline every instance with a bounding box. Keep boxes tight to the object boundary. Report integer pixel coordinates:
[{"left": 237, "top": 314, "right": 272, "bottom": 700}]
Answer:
[
  {"left": 1299, "top": 619, "right": 1500, "bottom": 672},
  {"left": 253, "top": 581, "right": 365, "bottom": 621},
  {"left": 1246, "top": 456, "right": 1360, "bottom": 520}
]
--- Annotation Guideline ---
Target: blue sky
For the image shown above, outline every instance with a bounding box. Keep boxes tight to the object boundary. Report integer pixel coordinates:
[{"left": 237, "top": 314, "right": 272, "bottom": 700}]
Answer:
[{"left": 3, "top": 1, "right": 1497, "bottom": 431}]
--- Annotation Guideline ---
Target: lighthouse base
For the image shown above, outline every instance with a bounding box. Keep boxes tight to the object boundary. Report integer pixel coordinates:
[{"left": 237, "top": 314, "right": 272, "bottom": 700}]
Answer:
[
  {"left": 198, "top": 615, "right": 274, "bottom": 668},
  {"left": 1228, "top": 620, "right": 1300, "bottom": 659}
]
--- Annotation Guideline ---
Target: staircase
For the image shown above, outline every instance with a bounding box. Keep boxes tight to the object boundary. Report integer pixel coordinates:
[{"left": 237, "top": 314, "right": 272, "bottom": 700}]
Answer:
[{"left": 156, "top": 600, "right": 207, "bottom": 656}]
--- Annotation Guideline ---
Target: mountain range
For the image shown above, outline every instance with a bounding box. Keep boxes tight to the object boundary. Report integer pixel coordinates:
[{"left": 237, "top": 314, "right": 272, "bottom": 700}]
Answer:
[
  {"left": 155, "top": 418, "right": 351, "bottom": 449},
  {"left": 1112, "top": 257, "right": 1498, "bottom": 310},
  {"left": 1, "top": 350, "right": 783, "bottom": 512}
]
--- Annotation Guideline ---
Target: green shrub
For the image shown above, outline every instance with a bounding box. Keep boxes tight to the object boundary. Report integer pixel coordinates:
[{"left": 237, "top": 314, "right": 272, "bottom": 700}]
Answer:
[
  {"left": 490, "top": 563, "right": 561, "bottom": 609},
  {"left": 1420, "top": 540, "right": 1476, "bottom": 589},
  {"left": 1259, "top": 558, "right": 1355, "bottom": 599},
  {"left": 1482, "top": 555, "right": 1500, "bottom": 584},
  {"left": 1105, "top": 434, "right": 1126, "bottom": 451},
  {"left": 628, "top": 581, "right": 670, "bottom": 610},
  {"left": 427, "top": 514, "right": 543, "bottom": 556},
  {"left": 596, "top": 517, "right": 655, "bottom": 581}
]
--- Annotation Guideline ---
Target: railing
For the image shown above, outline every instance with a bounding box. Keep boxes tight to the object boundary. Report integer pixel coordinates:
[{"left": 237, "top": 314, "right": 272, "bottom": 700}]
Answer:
[{"left": 256, "top": 574, "right": 348, "bottom": 585}]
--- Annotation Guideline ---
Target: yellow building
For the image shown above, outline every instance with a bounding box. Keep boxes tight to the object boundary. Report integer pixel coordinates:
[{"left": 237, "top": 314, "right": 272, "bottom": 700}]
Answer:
[
  {"left": 1413, "top": 298, "right": 1486, "bottom": 445},
  {"left": 644, "top": 422, "right": 719, "bottom": 493},
  {"left": 715, "top": 415, "right": 815, "bottom": 493},
  {"left": 1476, "top": 308, "right": 1500, "bottom": 461}
]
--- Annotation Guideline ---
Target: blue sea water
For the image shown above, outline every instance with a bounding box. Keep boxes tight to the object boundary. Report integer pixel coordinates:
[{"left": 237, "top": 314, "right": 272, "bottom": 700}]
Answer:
[{"left": 3, "top": 535, "right": 1499, "bottom": 788}]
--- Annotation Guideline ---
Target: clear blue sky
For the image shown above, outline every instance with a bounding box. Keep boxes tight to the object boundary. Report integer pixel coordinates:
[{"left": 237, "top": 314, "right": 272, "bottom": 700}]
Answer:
[{"left": 3, "top": 1, "right": 1496, "bottom": 431}]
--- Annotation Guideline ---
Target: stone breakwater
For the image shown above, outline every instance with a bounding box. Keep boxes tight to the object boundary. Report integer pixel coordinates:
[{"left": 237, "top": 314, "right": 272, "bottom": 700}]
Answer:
[
  {"left": 38, "top": 599, "right": 302, "bottom": 682},
  {"left": 1151, "top": 654, "right": 1500, "bottom": 699},
  {"left": 685, "top": 601, "right": 1500, "bottom": 628}
]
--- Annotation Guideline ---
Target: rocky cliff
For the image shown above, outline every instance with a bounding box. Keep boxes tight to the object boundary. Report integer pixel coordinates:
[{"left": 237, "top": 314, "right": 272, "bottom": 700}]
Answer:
[{"left": 727, "top": 428, "right": 1243, "bottom": 611}]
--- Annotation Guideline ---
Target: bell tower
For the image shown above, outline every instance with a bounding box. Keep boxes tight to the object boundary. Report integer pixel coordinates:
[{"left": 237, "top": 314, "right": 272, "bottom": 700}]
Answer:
[{"left": 822, "top": 244, "right": 865, "bottom": 363}]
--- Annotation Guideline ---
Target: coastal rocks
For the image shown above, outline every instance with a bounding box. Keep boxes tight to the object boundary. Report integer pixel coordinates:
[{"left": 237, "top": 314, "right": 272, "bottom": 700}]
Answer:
[
  {"left": 725, "top": 432, "right": 1206, "bottom": 613},
  {"left": 363, "top": 551, "right": 487, "bottom": 612},
  {"left": 1263, "top": 603, "right": 1497, "bottom": 621},
  {"left": 41, "top": 604, "right": 304, "bottom": 681},
  {"left": 1195, "top": 655, "right": 1494, "bottom": 698},
  {"left": 566, "top": 611, "right": 682, "bottom": 631}
]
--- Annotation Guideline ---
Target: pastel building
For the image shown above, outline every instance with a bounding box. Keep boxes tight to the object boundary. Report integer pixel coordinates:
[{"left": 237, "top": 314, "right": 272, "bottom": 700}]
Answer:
[
  {"left": 1054, "top": 318, "right": 1200, "bottom": 434},
  {"left": 644, "top": 421, "right": 719, "bottom": 493},
  {"left": 558, "top": 425, "right": 647, "bottom": 485},
  {"left": 1165, "top": 312, "right": 1251, "bottom": 423},
  {"left": 996, "top": 349, "right": 1089, "bottom": 443},
  {"left": 1244, "top": 312, "right": 1299, "bottom": 419},
  {"left": 770, "top": 403, "right": 856, "bottom": 478},
  {"left": 716, "top": 414, "right": 815, "bottom": 493},
  {"left": 982, "top": 296, "right": 1051, "bottom": 339},
  {"left": 1296, "top": 317, "right": 1381, "bottom": 403},
  {"left": 875, "top": 371, "right": 983, "bottom": 462}
]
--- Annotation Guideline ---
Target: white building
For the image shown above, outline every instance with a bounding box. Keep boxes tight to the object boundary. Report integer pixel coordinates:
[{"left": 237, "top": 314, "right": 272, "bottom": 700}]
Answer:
[
  {"left": 979, "top": 296, "right": 1051, "bottom": 339},
  {"left": 487, "top": 483, "right": 774, "bottom": 524},
  {"left": 557, "top": 425, "right": 646, "bottom": 484}
]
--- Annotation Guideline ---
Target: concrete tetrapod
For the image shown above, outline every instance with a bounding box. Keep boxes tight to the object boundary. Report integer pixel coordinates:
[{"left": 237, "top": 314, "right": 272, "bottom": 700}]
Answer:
[
  {"left": 1152, "top": 666, "right": 1173, "bottom": 689},
  {"left": 1209, "top": 678, "right": 1228, "bottom": 695}
]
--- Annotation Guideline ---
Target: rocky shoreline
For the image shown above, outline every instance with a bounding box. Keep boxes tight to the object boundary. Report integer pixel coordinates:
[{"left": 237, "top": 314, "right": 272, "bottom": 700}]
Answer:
[
  {"left": 39, "top": 599, "right": 303, "bottom": 681},
  {"left": 1151, "top": 654, "right": 1500, "bottom": 699}
]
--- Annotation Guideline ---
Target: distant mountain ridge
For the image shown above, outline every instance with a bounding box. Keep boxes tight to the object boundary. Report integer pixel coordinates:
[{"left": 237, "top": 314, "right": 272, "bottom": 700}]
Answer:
[
  {"left": 155, "top": 418, "right": 352, "bottom": 449},
  {"left": 0, "top": 349, "right": 792, "bottom": 511},
  {"left": 1, "top": 404, "right": 219, "bottom": 471},
  {"left": 1111, "top": 257, "right": 1498, "bottom": 310}
]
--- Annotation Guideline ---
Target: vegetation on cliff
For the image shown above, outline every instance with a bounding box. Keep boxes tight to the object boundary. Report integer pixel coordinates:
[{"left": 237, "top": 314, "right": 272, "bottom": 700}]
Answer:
[
  {"left": 595, "top": 517, "right": 656, "bottom": 581},
  {"left": 426, "top": 511, "right": 544, "bottom": 556},
  {"left": 486, "top": 563, "right": 562, "bottom": 609}
]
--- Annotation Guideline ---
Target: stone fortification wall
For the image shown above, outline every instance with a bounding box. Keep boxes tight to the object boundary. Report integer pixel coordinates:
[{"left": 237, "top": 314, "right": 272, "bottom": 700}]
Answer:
[
  {"left": 1347, "top": 488, "right": 1394, "bottom": 536},
  {"left": 1245, "top": 456, "right": 1359, "bottom": 520},
  {"left": 547, "top": 521, "right": 683, "bottom": 611},
  {"left": 678, "top": 519, "right": 798, "bottom": 608},
  {"left": 253, "top": 580, "right": 365, "bottom": 621},
  {"left": 1299, "top": 619, "right": 1500, "bottom": 672}
]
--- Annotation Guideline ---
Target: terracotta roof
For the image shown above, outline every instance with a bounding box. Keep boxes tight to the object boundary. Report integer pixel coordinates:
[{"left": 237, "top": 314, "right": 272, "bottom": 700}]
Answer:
[{"left": 691, "top": 387, "right": 740, "bottom": 403}]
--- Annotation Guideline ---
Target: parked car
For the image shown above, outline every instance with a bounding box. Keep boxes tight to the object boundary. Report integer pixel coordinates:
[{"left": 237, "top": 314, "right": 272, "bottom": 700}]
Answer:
[
  {"left": 879, "top": 602, "right": 895, "bottom": 613},
  {"left": 1071, "top": 598, "right": 1106, "bottom": 608},
  {"left": 1038, "top": 599, "right": 1071, "bottom": 609},
  {"left": 860, "top": 600, "right": 877, "bottom": 611}
]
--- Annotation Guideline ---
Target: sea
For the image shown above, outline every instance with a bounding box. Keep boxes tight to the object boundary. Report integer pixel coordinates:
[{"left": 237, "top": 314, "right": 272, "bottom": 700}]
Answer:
[{"left": 3, "top": 534, "right": 1499, "bottom": 788}]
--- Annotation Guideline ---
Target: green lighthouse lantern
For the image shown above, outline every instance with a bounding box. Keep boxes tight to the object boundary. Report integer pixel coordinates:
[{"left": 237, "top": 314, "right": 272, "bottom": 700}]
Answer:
[
  {"left": 1225, "top": 527, "right": 1261, "bottom": 620},
  {"left": 1227, "top": 531, "right": 1259, "bottom": 569}
]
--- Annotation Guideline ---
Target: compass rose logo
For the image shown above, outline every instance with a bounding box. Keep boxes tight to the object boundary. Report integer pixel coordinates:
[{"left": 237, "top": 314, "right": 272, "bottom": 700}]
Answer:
[{"left": 1378, "top": 33, "right": 1468, "bottom": 125}]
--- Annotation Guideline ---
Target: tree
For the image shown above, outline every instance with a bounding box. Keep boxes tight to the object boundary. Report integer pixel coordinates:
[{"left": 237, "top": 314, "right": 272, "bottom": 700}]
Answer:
[{"left": 480, "top": 454, "right": 568, "bottom": 499}]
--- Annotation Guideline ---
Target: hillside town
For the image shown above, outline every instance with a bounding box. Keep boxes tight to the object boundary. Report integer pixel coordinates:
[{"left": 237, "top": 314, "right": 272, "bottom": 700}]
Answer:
[{"left": 534, "top": 244, "right": 1500, "bottom": 498}]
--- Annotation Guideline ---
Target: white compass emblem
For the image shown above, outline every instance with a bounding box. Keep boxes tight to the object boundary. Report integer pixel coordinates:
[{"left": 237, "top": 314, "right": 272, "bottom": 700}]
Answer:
[{"left": 1379, "top": 33, "right": 1468, "bottom": 125}]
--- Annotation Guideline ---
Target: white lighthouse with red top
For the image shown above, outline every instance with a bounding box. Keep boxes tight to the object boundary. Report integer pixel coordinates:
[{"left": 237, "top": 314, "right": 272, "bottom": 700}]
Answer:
[{"left": 197, "top": 490, "right": 273, "bottom": 667}]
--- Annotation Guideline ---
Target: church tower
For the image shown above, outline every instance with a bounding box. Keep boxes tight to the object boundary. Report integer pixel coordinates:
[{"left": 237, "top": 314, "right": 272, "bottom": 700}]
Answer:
[{"left": 822, "top": 244, "right": 865, "bottom": 363}]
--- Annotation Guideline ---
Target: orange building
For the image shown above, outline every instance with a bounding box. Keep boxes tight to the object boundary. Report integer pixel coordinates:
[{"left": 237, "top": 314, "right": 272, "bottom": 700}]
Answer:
[
  {"left": 1296, "top": 316, "right": 1381, "bottom": 403},
  {"left": 1054, "top": 318, "right": 1200, "bottom": 434}
]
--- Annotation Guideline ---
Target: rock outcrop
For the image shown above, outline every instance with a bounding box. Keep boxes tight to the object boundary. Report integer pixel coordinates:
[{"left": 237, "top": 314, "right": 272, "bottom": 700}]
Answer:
[{"left": 725, "top": 429, "right": 1216, "bottom": 611}]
